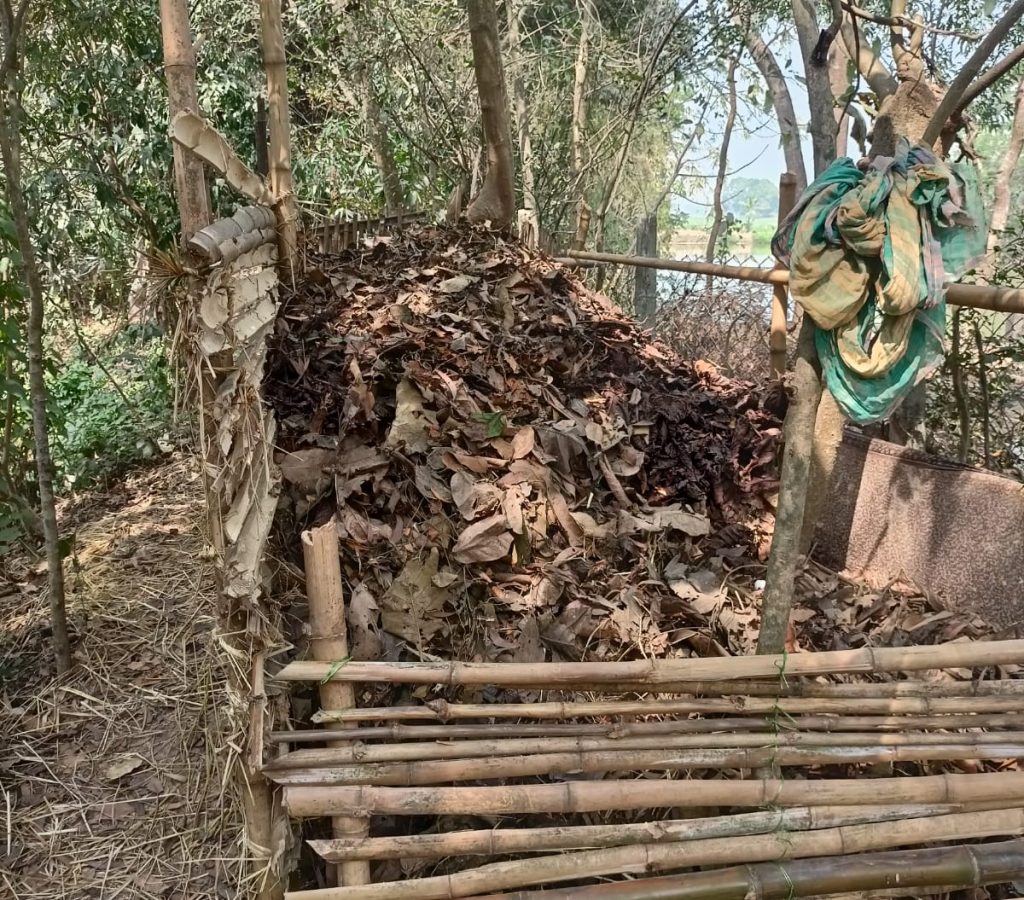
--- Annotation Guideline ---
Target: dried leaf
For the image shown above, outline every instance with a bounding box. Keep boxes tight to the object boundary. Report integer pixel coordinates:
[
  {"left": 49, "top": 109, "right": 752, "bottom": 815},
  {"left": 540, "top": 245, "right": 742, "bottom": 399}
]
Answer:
[
  {"left": 104, "top": 755, "right": 145, "bottom": 781},
  {"left": 385, "top": 379, "right": 432, "bottom": 454},
  {"left": 348, "top": 584, "right": 382, "bottom": 660},
  {"left": 382, "top": 549, "right": 451, "bottom": 647},
  {"left": 278, "top": 448, "right": 335, "bottom": 487},
  {"left": 511, "top": 426, "right": 536, "bottom": 460},
  {"left": 414, "top": 465, "right": 453, "bottom": 503},
  {"left": 437, "top": 274, "right": 477, "bottom": 294},
  {"left": 452, "top": 514, "right": 514, "bottom": 563}
]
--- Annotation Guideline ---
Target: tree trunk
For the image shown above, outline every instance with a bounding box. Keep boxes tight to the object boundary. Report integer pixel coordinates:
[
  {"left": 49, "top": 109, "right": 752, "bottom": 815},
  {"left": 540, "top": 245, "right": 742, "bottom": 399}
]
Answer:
[
  {"left": 258, "top": 0, "right": 300, "bottom": 273},
  {"left": 464, "top": 0, "right": 516, "bottom": 230},
  {"left": 0, "top": 16, "right": 71, "bottom": 672},
  {"left": 159, "top": 0, "right": 211, "bottom": 243},
  {"left": 506, "top": 0, "right": 538, "bottom": 239},
  {"left": 829, "top": 35, "right": 851, "bottom": 157},
  {"left": 989, "top": 73, "right": 1024, "bottom": 253},
  {"left": 363, "top": 78, "right": 405, "bottom": 216},
  {"left": 791, "top": 0, "right": 837, "bottom": 175},
  {"left": 745, "top": 31, "right": 807, "bottom": 194},
  {"left": 633, "top": 213, "right": 657, "bottom": 326},
  {"left": 569, "top": 0, "right": 593, "bottom": 250},
  {"left": 704, "top": 58, "right": 738, "bottom": 267}
]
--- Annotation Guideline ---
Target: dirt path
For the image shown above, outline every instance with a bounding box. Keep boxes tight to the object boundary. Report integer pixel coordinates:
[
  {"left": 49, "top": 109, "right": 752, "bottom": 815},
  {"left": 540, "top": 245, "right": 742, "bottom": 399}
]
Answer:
[{"left": 0, "top": 455, "right": 245, "bottom": 900}]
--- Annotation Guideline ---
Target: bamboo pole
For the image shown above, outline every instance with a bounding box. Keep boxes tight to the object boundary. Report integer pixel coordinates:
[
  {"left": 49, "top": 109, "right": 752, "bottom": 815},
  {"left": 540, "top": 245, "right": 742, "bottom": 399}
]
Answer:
[
  {"left": 283, "top": 771, "right": 1024, "bottom": 818},
  {"left": 159, "top": 0, "right": 211, "bottom": 243},
  {"left": 270, "top": 712, "right": 1024, "bottom": 744},
  {"left": 469, "top": 839, "right": 1024, "bottom": 900},
  {"left": 258, "top": 0, "right": 299, "bottom": 274},
  {"left": 282, "top": 808, "right": 1024, "bottom": 899},
  {"left": 307, "top": 803, "right": 968, "bottom": 861},
  {"left": 266, "top": 742, "right": 1024, "bottom": 787},
  {"left": 302, "top": 521, "right": 369, "bottom": 887},
  {"left": 275, "top": 639, "right": 1024, "bottom": 686},
  {"left": 312, "top": 693, "right": 1024, "bottom": 723},
  {"left": 769, "top": 173, "right": 796, "bottom": 375},
  {"left": 564, "top": 250, "right": 1024, "bottom": 314},
  {"left": 267, "top": 730, "right": 1024, "bottom": 769}
]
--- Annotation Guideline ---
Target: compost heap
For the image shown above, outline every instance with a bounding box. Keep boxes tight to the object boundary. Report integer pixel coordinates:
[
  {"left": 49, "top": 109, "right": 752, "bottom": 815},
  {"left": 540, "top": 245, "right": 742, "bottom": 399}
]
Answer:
[{"left": 264, "top": 224, "right": 785, "bottom": 667}]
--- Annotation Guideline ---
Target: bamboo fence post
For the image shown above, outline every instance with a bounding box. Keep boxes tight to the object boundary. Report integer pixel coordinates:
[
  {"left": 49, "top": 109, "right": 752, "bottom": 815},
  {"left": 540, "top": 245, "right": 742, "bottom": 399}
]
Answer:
[
  {"left": 281, "top": 809, "right": 1024, "bottom": 899},
  {"left": 307, "top": 803, "right": 967, "bottom": 861},
  {"left": 302, "top": 521, "right": 370, "bottom": 887},
  {"left": 258, "top": 0, "right": 300, "bottom": 274},
  {"left": 769, "top": 172, "right": 796, "bottom": 376},
  {"left": 468, "top": 839, "right": 1024, "bottom": 900}
]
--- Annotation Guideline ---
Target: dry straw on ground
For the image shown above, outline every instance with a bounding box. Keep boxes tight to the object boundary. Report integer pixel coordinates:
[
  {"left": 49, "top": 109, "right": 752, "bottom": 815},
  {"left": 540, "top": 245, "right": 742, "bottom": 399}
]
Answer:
[{"left": 0, "top": 455, "right": 250, "bottom": 900}]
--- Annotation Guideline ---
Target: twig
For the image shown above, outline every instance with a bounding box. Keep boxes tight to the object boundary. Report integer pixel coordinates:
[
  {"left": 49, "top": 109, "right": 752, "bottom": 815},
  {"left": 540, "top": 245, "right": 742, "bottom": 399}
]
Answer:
[{"left": 840, "top": 2, "right": 979, "bottom": 40}]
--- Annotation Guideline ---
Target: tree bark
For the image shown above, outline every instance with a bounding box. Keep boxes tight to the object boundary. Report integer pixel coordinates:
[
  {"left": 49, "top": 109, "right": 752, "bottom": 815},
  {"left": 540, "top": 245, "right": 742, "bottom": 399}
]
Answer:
[
  {"left": 744, "top": 31, "right": 807, "bottom": 194},
  {"left": 989, "top": 73, "right": 1024, "bottom": 252},
  {"left": 633, "top": 213, "right": 657, "bottom": 326},
  {"left": 569, "top": 0, "right": 593, "bottom": 250},
  {"left": 0, "top": 3, "right": 72, "bottom": 673},
  {"left": 464, "top": 0, "right": 516, "bottom": 229},
  {"left": 363, "top": 77, "right": 405, "bottom": 216},
  {"left": 159, "top": 0, "right": 211, "bottom": 244},
  {"left": 704, "top": 58, "right": 738, "bottom": 268},
  {"left": 791, "top": 0, "right": 837, "bottom": 175},
  {"left": 506, "top": 0, "right": 538, "bottom": 239}
]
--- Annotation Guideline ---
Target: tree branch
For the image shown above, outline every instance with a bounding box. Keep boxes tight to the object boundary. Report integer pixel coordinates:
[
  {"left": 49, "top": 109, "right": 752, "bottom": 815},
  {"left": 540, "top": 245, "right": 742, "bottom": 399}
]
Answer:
[
  {"left": 956, "top": 42, "right": 1024, "bottom": 115},
  {"left": 922, "top": 0, "right": 1024, "bottom": 146},
  {"left": 840, "top": 18, "right": 897, "bottom": 99},
  {"left": 841, "top": 2, "right": 978, "bottom": 39}
]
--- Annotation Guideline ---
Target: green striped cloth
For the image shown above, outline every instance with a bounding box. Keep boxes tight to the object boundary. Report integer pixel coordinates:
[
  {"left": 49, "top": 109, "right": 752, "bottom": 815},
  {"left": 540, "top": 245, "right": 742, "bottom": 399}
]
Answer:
[{"left": 772, "top": 139, "right": 987, "bottom": 424}]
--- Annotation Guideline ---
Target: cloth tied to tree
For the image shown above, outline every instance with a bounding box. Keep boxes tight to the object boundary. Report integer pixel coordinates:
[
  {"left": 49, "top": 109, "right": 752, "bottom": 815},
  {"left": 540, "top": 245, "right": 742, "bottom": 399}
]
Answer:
[{"left": 772, "top": 139, "right": 987, "bottom": 424}]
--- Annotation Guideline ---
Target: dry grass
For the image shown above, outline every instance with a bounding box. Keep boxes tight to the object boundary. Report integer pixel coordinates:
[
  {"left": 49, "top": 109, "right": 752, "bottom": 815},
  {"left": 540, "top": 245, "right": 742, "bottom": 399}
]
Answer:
[{"left": 0, "top": 455, "right": 247, "bottom": 899}]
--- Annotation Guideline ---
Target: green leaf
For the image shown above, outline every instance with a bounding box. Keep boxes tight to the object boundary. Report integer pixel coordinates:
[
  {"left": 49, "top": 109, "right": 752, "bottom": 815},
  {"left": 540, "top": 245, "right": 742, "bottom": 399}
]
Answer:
[
  {"left": 475, "top": 410, "right": 505, "bottom": 438},
  {"left": 321, "top": 656, "right": 351, "bottom": 684}
]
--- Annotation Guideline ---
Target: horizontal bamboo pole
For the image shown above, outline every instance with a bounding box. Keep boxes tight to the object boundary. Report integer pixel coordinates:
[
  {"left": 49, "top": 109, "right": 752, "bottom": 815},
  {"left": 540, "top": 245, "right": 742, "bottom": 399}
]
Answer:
[
  {"left": 308, "top": 803, "right": 967, "bottom": 861},
  {"left": 283, "top": 771, "right": 1024, "bottom": 817},
  {"left": 277, "top": 639, "right": 1024, "bottom": 687},
  {"left": 267, "top": 730, "right": 1024, "bottom": 769},
  {"left": 564, "top": 250, "right": 1024, "bottom": 315},
  {"left": 271, "top": 712, "right": 1024, "bottom": 744},
  {"left": 313, "top": 693, "right": 1024, "bottom": 723},
  {"left": 267, "top": 742, "right": 1024, "bottom": 787},
  {"left": 283, "top": 808, "right": 1024, "bottom": 899},
  {"left": 471, "top": 839, "right": 1024, "bottom": 900}
]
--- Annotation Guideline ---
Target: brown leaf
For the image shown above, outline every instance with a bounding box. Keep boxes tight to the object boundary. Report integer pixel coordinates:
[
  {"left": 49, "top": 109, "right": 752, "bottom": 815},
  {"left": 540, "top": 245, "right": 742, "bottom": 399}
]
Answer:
[
  {"left": 452, "top": 514, "right": 514, "bottom": 563},
  {"left": 443, "top": 450, "right": 504, "bottom": 475},
  {"left": 450, "top": 472, "right": 502, "bottom": 520},
  {"left": 438, "top": 273, "right": 478, "bottom": 293},
  {"left": 278, "top": 448, "right": 335, "bottom": 487},
  {"left": 512, "top": 619, "right": 545, "bottom": 663},
  {"left": 511, "top": 426, "right": 536, "bottom": 460},
  {"left": 414, "top": 465, "right": 453, "bottom": 503},
  {"left": 502, "top": 485, "right": 527, "bottom": 534},
  {"left": 382, "top": 549, "right": 452, "bottom": 647},
  {"left": 547, "top": 487, "right": 583, "bottom": 545},
  {"left": 385, "top": 379, "right": 433, "bottom": 454},
  {"left": 347, "top": 583, "right": 382, "bottom": 660}
]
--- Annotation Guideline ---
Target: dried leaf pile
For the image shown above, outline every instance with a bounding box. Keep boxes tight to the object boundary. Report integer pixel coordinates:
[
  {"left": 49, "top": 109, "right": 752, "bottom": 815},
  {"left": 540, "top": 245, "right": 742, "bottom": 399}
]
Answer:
[{"left": 265, "top": 224, "right": 785, "bottom": 666}]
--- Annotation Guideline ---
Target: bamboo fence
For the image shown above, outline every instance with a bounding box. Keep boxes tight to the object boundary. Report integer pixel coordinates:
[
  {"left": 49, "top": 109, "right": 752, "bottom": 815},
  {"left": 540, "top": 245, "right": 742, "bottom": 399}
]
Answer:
[{"left": 271, "top": 624, "right": 1024, "bottom": 898}]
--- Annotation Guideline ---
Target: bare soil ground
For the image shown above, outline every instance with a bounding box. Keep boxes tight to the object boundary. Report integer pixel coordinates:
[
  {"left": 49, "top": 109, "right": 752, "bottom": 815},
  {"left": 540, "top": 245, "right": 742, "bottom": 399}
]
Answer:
[{"left": 0, "top": 455, "right": 245, "bottom": 900}]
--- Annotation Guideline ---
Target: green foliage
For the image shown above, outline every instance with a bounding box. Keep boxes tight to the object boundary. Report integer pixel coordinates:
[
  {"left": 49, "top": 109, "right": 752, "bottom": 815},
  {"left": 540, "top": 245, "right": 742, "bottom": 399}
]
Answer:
[{"left": 48, "top": 328, "right": 172, "bottom": 491}]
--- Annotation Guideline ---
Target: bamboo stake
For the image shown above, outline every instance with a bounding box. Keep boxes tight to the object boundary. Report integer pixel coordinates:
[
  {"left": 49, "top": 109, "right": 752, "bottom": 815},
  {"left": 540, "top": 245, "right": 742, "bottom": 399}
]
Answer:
[
  {"left": 270, "top": 712, "right": 1024, "bottom": 744},
  {"left": 276, "top": 639, "right": 1024, "bottom": 686},
  {"left": 312, "top": 694, "right": 1024, "bottom": 723},
  {"left": 302, "top": 521, "right": 369, "bottom": 887},
  {"left": 564, "top": 250, "right": 1024, "bottom": 314},
  {"left": 308, "top": 803, "right": 967, "bottom": 861},
  {"left": 258, "top": 0, "right": 299, "bottom": 274},
  {"left": 470, "top": 839, "right": 1024, "bottom": 900},
  {"left": 282, "top": 808, "right": 1024, "bottom": 899},
  {"left": 266, "top": 742, "right": 1024, "bottom": 787},
  {"left": 267, "top": 730, "right": 1024, "bottom": 769}
]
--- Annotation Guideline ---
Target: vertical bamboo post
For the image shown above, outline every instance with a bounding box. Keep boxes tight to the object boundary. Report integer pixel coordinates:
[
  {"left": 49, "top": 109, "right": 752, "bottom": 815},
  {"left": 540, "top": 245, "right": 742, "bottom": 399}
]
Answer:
[
  {"left": 258, "top": 0, "right": 300, "bottom": 274},
  {"left": 302, "top": 520, "right": 371, "bottom": 887},
  {"left": 769, "top": 173, "right": 797, "bottom": 376},
  {"left": 159, "top": 0, "right": 211, "bottom": 243},
  {"left": 255, "top": 96, "right": 270, "bottom": 179}
]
